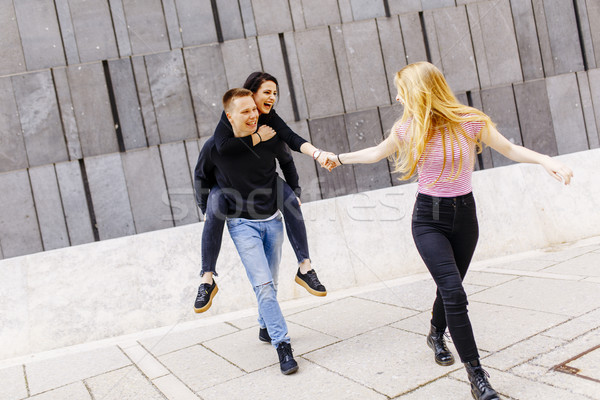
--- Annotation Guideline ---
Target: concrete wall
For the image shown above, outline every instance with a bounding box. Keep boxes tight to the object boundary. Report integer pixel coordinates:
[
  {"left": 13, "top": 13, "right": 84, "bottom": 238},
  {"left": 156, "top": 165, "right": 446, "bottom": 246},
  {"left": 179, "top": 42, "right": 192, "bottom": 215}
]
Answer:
[
  {"left": 0, "top": 148, "right": 598, "bottom": 360},
  {"left": 0, "top": 0, "right": 599, "bottom": 258}
]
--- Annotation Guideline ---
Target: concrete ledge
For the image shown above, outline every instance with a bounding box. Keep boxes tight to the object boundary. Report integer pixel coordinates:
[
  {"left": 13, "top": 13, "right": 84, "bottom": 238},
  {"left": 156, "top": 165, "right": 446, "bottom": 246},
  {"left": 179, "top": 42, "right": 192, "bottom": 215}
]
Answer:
[{"left": 0, "top": 149, "right": 598, "bottom": 360}]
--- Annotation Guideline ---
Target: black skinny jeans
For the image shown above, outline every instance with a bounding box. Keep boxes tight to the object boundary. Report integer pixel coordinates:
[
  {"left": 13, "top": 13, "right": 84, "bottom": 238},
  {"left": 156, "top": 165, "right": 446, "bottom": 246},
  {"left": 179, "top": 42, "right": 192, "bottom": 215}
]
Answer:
[
  {"left": 200, "top": 177, "right": 310, "bottom": 276},
  {"left": 411, "top": 192, "right": 480, "bottom": 363}
]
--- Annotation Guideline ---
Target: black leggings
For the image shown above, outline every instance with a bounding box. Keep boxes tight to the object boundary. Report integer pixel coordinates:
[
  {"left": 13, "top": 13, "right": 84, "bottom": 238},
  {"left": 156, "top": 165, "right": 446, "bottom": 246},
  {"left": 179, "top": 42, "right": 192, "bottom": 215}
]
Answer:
[
  {"left": 200, "top": 177, "right": 310, "bottom": 276},
  {"left": 411, "top": 192, "right": 480, "bottom": 363}
]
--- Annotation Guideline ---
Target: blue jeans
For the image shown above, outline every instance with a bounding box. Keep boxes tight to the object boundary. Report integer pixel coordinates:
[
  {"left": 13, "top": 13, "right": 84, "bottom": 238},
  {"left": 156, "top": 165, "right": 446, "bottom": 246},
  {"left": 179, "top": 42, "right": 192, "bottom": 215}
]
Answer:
[
  {"left": 227, "top": 215, "right": 290, "bottom": 347},
  {"left": 412, "top": 192, "right": 480, "bottom": 363},
  {"left": 200, "top": 178, "right": 309, "bottom": 276}
]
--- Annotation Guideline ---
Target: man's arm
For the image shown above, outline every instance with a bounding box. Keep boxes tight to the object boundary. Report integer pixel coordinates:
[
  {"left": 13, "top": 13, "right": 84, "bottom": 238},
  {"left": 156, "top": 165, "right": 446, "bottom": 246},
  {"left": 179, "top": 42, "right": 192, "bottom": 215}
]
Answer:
[
  {"left": 274, "top": 140, "right": 302, "bottom": 198},
  {"left": 193, "top": 143, "right": 216, "bottom": 214}
]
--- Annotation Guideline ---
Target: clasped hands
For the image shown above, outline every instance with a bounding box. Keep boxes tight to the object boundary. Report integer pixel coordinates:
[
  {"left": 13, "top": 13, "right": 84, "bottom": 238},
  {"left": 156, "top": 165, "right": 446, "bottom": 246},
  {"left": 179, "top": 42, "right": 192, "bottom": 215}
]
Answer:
[{"left": 314, "top": 151, "right": 343, "bottom": 172}]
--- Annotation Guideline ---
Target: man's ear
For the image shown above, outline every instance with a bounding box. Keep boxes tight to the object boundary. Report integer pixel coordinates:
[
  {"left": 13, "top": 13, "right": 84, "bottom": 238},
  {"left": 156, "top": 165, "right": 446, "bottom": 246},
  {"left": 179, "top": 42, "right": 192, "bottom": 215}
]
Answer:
[{"left": 225, "top": 111, "right": 233, "bottom": 124}]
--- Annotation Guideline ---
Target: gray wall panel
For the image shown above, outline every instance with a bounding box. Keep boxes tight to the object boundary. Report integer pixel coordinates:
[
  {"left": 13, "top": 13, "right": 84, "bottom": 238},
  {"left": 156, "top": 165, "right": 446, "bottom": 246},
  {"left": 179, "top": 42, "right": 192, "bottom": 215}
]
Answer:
[
  {"left": 0, "top": 0, "right": 26, "bottom": 75},
  {"left": 160, "top": 142, "right": 199, "bottom": 226},
  {"left": 221, "top": 38, "right": 263, "bottom": 88},
  {"left": 122, "top": 0, "right": 170, "bottom": 54},
  {"left": 55, "top": 161, "right": 95, "bottom": 246},
  {"left": 14, "top": 0, "right": 65, "bottom": 71},
  {"left": 349, "top": 0, "right": 386, "bottom": 20},
  {"left": 146, "top": 50, "right": 198, "bottom": 143},
  {"left": 122, "top": 147, "right": 173, "bottom": 232},
  {"left": 29, "top": 165, "right": 70, "bottom": 250},
  {"left": 84, "top": 153, "right": 135, "bottom": 240},
  {"left": 338, "top": 0, "right": 354, "bottom": 23},
  {"left": 0, "top": 77, "right": 27, "bottom": 172},
  {"left": 345, "top": 109, "right": 392, "bottom": 192},
  {"left": 467, "top": 0, "right": 522, "bottom": 88},
  {"left": 289, "top": 0, "right": 306, "bottom": 31},
  {"left": 577, "top": 71, "right": 599, "bottom": 149},
  {"left": 542, "top": 0, "right": 584, "bottom": 75},
  {"left": 588, "top": 69, "right": 600, "bottom": 147},
  {"left": 377, "top": 16, "right": 408, "bottom": 102},
  {"left": 575, "top": 0, "right": 596, "bottom": 70},
  {"left": 68, "top": 0, "right": 119, "bottom": 62},
  {"left": 587, "top": 0, "right": 600, "bottom": 67},
  {"left": 0, "top": 170, "right": 42, "bottom": 258},
  {"left": 426, "top": 6, "right": 479, "bottom": 93},
  {"left": 12, "top": 71, "right": 68, "bottom": 167},
  {"left": 257, "top": 35, "right": 294, "bottom": 122},
  {"left": 546, "top": 74, "right": 588, "bottom": 155},
  {"left": 283, "top": 32, "right": 309, "bottom": 120},
  {"left": 55, "top": 0, "right": 80, "bottom": 64},
  {"left": 337, "top": 20, "right": 390, "bottom": 110},
  {"left": 108, "top": 59, "right": 147, "bottom": 150},
  {"left": 216, "top": 0, "right": 245, "bottom": 41},
  {"left": 330, "top": 24, "right": 357, "bottom": 113},
  {"left": 532, "top": 0, "right": 555, "bottom": 77},
  {"left": 510, "top": 0, "right": 544, "bottom": 80},
  {"left": 399, "top": 13, "right": 428, "bottom": 65},
  {"left": 308, "top": 115, "right": 357, "bottom": 199},
  {"left": 162, "top": 0, "right": 184, "bottom": 49},
  {"left": 422, "top": 0, "right": 455, "bottom": 9},
  {"left": 287, "top": 120, "right": 321, "bottom": 202},
  {"left": 296, "top": 0, "right": 340, "bottom": 29},
  {"left": 239, "top": 0, "right": 257, "bottom": 37},
  {"left": 52, "top": 68, "right": 82, "bottom": 160},
  {"left": 174, "top": 0, "right": 218, "bottom": 47},
  {"left": 480, "top": 85, "right": 522, "bottom": 168},
  {"left": 108, "top": 0, "right": 133, "bottom": 57},
  {"left": 184, "top": 45, "right": 229, "bottom": 138},
  {"left": 252, "top": 0, "right": 293, "bottom": 35},
  {"left": 513, "top": 79, "right": 557, "bottom": 156},
  {"left": 185, "top": 139, "right": 201, "bottom": 198},
  {"left": 388, "top": 0, "right": 422, "bottom": 14},
  {"left": 295, "top": 28, "right": 344, "bottom": 118},
  {"left": 67, "top": 63, "right": 119, "bottom": 157},
  {"left": 132, "top": 56, "right": 161, "bottom": 146}
]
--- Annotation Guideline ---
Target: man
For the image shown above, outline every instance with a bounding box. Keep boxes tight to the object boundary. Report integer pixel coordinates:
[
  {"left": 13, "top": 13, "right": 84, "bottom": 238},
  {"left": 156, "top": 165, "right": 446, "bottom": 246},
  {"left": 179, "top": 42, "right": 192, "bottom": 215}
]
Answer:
[{"left": 193, "top": 88, "right": 299, "bottom": 375}]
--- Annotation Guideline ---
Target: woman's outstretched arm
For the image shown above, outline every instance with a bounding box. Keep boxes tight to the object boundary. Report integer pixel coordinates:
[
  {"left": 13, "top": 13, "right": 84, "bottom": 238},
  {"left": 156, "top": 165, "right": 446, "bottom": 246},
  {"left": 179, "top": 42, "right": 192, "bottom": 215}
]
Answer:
[
  {"left": 481, "top": 125, "right": 573, "bottom": 184},
  {"left": 327, "top": 135, "right": 397, "bottom": 166}
]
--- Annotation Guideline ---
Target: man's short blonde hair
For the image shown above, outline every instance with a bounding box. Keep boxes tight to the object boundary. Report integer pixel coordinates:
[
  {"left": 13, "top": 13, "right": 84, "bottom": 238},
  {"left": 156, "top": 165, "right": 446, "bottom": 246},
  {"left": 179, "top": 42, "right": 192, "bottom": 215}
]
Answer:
[{"left": 223, "top": 88, "right": 253, "bottom": 113}]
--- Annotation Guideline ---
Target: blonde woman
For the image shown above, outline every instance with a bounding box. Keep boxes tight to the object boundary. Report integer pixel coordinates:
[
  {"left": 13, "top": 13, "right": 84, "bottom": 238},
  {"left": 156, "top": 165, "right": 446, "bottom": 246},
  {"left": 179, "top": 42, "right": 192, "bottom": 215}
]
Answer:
[{"left": 328, "top": 62, "right": 572, "bottom": 400}]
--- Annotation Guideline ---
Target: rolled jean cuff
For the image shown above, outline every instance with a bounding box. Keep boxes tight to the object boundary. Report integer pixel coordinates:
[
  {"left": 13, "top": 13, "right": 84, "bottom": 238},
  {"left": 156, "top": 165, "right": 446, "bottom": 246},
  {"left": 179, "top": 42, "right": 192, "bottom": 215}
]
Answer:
[{"left": 199, "top": 269, "right": 218, "bottom": 277}]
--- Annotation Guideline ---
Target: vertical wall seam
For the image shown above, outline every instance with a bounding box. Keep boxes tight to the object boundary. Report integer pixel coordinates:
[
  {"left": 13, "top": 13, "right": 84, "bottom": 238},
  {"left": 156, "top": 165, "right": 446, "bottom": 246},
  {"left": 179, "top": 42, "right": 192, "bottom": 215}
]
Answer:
[
  {"left": 279, "top": 33, "right": 300, "bottom": 121},
  {"left": 572, "top": 0, "right": 589, "bottom": 71},
  {"left": 102, "top": 60, "right": 126, "bottom": 152},
  {"left": 418, "top": 11, "right": 432, "bottom": 63},
  {"left": 210, "top": 0, "right": 225, "bottom": 43},
  {"left": 78, "top": 159, "right": 100, "bottom": 241}
]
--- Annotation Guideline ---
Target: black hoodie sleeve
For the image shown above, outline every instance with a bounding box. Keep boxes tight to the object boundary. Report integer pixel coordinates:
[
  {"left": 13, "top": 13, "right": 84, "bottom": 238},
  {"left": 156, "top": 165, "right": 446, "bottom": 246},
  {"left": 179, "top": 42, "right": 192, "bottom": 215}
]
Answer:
[
  {"left": 213, "top": 111, "right": 254, "bottom": 155},
  {"left": 193, "top": 140, "right": 216, "bottom": 214}
]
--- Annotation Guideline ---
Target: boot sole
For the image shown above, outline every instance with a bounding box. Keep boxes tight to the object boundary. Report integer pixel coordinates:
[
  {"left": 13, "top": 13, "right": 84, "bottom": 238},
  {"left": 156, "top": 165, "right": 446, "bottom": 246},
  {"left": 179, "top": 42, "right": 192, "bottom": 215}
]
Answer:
[
  {"left": 194, "top": 285, "right": 218, "bottom": 313},
  {"left": 281, "top": 365, "right": 299, "bottom": 375},
  {"left": 427, "top": 337, "right": 455, "bottom": 366},
  {"left": 295, "top": 275, "right": 327, "bottom": 297}
]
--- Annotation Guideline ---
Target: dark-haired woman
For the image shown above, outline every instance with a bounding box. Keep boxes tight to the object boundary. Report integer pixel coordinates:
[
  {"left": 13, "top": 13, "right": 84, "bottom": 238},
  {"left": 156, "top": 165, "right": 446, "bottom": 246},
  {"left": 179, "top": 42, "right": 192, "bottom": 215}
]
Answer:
[{"left": 194, "top": 72, "right": 332, "bottom": 318}]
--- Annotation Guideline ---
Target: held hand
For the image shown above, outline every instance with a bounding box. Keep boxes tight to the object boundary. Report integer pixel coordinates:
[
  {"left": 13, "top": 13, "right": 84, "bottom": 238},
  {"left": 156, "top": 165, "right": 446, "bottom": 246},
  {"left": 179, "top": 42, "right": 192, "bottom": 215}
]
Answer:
[
  {"left": 542, "top": 156, "right": 573, "bottom": 185},
  {"left": 296, "top": 196, "right": 302, "bottom": 207},
  {"left": 257, "top": 125, "right": 276, "bottom": 142},
  {"left": 327, "top": 154, "right": 342, "bottom": 169},
  {"left": 317, "top": 151, "right": 337, "bottom": 172}
]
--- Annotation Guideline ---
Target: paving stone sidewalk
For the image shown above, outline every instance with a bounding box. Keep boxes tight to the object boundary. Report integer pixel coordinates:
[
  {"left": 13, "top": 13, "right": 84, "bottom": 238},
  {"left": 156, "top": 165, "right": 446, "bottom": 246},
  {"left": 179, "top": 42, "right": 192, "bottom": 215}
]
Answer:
[{"left": 1, "top": 237, "right": 600, "bottom": 400}]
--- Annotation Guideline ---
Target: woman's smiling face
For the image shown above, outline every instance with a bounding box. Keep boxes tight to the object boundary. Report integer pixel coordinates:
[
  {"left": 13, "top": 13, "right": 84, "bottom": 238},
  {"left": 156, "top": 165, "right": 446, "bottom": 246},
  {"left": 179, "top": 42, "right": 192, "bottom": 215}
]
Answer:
[{"left": 253, "top": 80, "right": 277, "bottom": 115}]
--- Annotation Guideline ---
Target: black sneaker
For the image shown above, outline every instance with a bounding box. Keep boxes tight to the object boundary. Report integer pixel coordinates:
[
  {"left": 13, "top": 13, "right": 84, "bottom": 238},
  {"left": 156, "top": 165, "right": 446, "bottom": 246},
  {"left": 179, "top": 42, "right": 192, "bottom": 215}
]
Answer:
[
  {"left": 259, "top": 327, "right": 271, "bottom": 343},
  {"left": 295, "top": 268, "right": 327, "bottom": 296},
  {"left": 194, "top": 281, "right": 218, "bottom": 313},
  {"left": 276, "top": 342, "right": 298, "bottom": 375}
]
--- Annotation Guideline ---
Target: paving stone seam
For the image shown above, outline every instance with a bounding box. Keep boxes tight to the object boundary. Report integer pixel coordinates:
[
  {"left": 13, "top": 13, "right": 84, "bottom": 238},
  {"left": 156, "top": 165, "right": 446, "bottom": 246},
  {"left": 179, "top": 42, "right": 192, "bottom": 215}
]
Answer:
[
  {"left": 348, "top": 293, "right": 426, "bottom": 315},
  {"left": 119, "top": 344, "right": 169, "bottom": 380},
  {"left": 468, "top": 298, "right": 579, "bottom": 318},
  {"left": 528, "top": 327, "right": 600, "bottom": 368},
  {"left": 22, "top": 364, "right": 30, "bottom": 398},
  {"left": 298, "top": 356, "right": 391, "bottom": 399},
  {"left": 478, "top": 267, "right": 587, "bottom": 281},
  {"left": 507, "top": 365, "right": 599, "bottom": 400},
  {"left": 107, "top": 351, "right": 170, "bottom": 400},
  {"left": 198, "top": 342, "right": 248, "bottom": 374}
]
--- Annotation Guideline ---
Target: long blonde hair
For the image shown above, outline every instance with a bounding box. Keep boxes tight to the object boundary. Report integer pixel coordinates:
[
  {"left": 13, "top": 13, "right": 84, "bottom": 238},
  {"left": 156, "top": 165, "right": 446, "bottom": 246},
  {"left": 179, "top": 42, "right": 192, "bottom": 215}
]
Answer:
[{"left": 390, "top": 62, "right": 494, "bottom": 183}]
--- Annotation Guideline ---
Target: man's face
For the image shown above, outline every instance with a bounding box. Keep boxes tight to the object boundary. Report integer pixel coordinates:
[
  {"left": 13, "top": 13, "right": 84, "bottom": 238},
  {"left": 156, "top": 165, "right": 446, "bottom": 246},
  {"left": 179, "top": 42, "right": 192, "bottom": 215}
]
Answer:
[{"left": 227, "top": 96, "right": 259, "bottom": 137}]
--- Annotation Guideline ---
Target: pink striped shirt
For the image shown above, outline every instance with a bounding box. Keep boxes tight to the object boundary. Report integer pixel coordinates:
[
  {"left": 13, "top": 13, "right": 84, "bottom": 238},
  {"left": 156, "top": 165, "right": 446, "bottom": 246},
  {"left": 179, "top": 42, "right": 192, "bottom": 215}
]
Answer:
[{"left": 395, "top": 118, "right": 484, "bottom": 197}]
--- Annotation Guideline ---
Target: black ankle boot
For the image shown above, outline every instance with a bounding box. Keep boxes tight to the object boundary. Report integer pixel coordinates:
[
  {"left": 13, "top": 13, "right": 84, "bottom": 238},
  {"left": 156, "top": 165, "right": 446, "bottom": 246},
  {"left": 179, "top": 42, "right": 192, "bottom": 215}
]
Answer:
[
  {"left": 465, "top": 360, "right": 500, "bottom": 400},
  {"left": 426, "top": 324, "right": 455, "bottom": 366}
]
